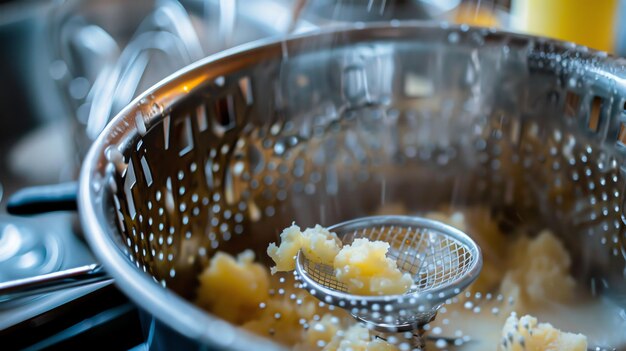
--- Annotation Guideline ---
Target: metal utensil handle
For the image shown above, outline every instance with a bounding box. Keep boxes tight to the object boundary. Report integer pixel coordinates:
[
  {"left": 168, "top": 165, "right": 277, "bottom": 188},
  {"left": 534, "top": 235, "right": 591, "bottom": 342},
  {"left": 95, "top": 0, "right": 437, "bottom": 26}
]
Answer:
[
  {"left": 0, "top": 264, "right": 110, "bottom": 301},
  {"left": 6, "top": 181, "right": 78, "bottom": 215}
]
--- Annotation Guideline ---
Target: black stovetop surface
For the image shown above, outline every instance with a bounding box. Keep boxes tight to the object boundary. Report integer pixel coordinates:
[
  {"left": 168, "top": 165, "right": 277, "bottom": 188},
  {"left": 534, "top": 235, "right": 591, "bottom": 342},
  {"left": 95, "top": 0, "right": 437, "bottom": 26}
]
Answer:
[{"left": 2, "top": 283, "right": 144, "bottom": 351}]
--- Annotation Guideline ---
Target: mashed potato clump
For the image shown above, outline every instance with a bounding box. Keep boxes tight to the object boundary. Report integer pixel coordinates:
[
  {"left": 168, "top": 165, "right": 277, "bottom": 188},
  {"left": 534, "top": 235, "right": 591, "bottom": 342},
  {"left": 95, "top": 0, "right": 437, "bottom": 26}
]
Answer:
[
  {"left": 333, "top": 238, "right": 413, "bottom": 295},
  {"left": 499, "top": 313, "right": 587, "bottom": 351},
  {"left": 267, "top": 224, "right": 342, "bottom": 274},
  {"left": 195, "top": 250, "right": 270, "bottom": 324},
  {"left": 197, "top": 249, "right": 327, "bottom": 347},
  {"left": 267, "top": 224, "right": 306, "bottom": 274},
  {"left": 301, "top": 225, "right": 343, "bottom": 267},
  {"left": 500, "top": 230, "right": 576, "bottom": 311}
]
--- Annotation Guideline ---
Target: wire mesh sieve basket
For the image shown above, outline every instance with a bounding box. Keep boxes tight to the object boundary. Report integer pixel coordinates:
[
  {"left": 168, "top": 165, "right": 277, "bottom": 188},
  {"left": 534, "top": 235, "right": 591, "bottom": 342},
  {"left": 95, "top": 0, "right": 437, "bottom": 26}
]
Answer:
[{"left": 77, "top": 23, "right": 626, "bottom": 350}]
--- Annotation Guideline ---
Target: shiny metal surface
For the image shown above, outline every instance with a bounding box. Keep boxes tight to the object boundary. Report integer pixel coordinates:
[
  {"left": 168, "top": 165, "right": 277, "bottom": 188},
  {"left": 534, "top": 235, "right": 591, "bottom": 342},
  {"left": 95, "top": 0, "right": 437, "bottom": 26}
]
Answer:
[
  {"left": 296, "top": 216, "right": 482, "bottom": 332},
  {"left": 77, "top": 23, "right": 626, "bottom": 349},
  {"left": 0, "top": 1, "right": 109, "bottom": 325},
  {"left": 49, "top": 0, "right": 456, "bottom": 159},
  {"left": 48, "top": 0, "right": 302, "bottom": 158},
  {"left": 0, "top": 264, "right": 109, "bottom": 302},
  {"left": 0, "top": 220, "right": 62, "bottom": 283}
]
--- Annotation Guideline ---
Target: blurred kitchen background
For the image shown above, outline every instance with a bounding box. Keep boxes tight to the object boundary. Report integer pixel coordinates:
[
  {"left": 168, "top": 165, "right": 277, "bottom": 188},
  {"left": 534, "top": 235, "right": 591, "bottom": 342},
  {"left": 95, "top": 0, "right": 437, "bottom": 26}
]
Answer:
[{"left": 0, "top": 0, "right": 623, "bottom": 349}]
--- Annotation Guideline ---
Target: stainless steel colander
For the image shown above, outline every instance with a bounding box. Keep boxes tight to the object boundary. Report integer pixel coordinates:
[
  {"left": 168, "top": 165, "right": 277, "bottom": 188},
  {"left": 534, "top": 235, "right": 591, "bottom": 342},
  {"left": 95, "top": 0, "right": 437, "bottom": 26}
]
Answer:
[{"left": 21, "top": 22, "right": 625, "bottom": 349}]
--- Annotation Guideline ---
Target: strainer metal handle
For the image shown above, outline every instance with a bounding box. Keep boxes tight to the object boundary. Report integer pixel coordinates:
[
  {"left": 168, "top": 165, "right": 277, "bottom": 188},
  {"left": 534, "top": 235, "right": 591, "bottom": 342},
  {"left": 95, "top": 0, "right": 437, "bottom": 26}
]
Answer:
[
  {"left": 2, "top": 183, "right": 107, "bottom": 303},
  {"left": 0, "top": 264, "right": 110, "bottom": 302},
  {"left": 6, "top": 182, "right": 78, "bottom": 215}
]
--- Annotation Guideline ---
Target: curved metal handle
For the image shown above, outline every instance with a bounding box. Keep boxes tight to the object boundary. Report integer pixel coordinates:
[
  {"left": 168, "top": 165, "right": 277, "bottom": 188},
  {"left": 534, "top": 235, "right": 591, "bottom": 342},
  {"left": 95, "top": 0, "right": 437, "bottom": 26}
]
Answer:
[
  {"left": 6, "top": 182, "right": 78, "bottom": 215},
  {"left": 0, "top": 264, "right": 111, "bottom": 302}
]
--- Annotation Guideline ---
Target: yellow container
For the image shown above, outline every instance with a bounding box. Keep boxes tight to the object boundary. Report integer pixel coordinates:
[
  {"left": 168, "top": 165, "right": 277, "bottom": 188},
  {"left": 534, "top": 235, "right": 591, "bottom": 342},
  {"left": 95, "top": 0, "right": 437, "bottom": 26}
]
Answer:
[
  {"left": 452, "top": 2, "right": 500, "bottom": 27},
  {"left": 511, "top": 0, "right": 618, "bottom": 52}
]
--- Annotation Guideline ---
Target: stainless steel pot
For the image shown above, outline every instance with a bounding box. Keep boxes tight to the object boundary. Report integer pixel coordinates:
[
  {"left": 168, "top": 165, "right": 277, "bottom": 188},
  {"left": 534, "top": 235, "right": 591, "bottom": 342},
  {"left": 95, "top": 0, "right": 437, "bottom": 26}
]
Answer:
[{"left": 9, "top": 23, "right": 626, "bottom": 349}]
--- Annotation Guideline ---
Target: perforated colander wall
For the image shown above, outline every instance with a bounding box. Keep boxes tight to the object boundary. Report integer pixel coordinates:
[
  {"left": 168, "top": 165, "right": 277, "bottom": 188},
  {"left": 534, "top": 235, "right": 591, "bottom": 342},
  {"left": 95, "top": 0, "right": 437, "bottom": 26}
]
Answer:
[{"left": 99, "top": 27, "right": 626, "bottom": 301}]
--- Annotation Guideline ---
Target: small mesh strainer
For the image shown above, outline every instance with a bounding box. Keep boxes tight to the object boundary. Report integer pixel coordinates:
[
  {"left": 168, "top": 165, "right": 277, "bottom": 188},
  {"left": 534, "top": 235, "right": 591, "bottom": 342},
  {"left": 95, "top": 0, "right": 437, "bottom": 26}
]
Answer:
[{"left": 295, "top": 215, "right": 482, "bottom": 332}]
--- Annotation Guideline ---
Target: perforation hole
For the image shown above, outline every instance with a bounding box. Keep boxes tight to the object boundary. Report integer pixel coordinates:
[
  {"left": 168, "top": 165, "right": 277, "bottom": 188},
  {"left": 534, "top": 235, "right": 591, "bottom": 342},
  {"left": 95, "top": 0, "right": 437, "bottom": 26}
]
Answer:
[
  {"left": 196, "top": 104, "right": 208, "bottom": 132},
  {"left": 163, "top": 115, "right": 171, "bottom": 150},
  {"left": 564, "top": 91, "right": 580, "bottom": 117},
  {"left": 124, "top": 160, "right": 137, "bottom": 219},
  {"left": 617, "top": 123, "right": 626, "bottom": 147},
  {"left": 588, "top": 96, "right": 603, "bottom": 132},
  {"left": 174, "top": 116, "right": 194, "bottom": 156},
  {"left": 140, "top": 156, "right": 153, "bottom": 187},
  {"left": 238, "top": 76, "right": 253, "bottom": 106},
  {"left": 211, "top": 95, "right": 236, "bottom": 136}
]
